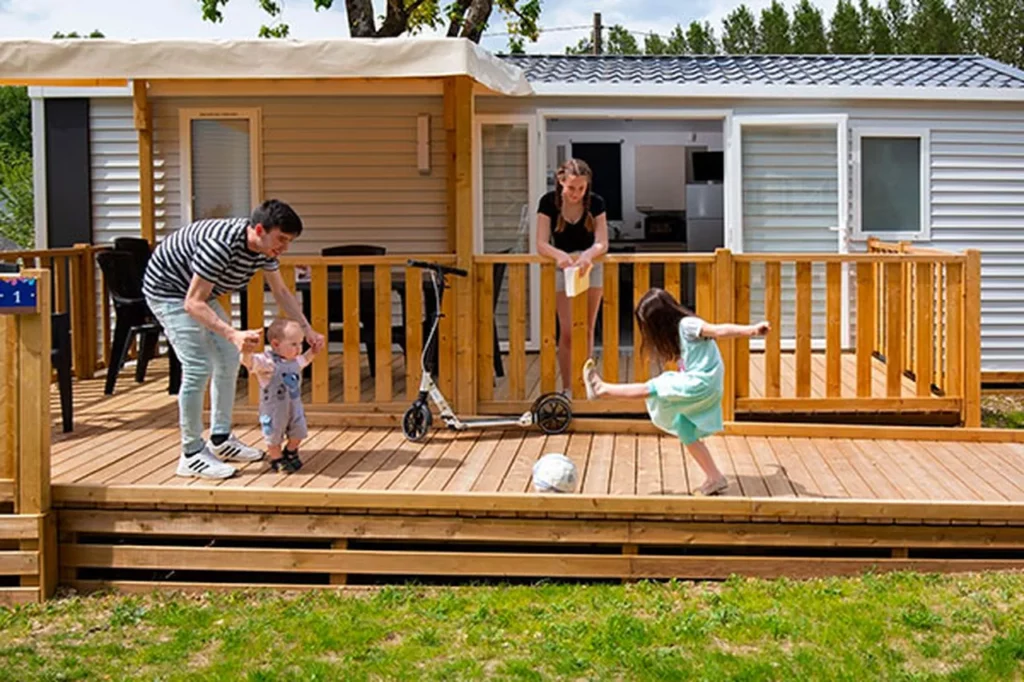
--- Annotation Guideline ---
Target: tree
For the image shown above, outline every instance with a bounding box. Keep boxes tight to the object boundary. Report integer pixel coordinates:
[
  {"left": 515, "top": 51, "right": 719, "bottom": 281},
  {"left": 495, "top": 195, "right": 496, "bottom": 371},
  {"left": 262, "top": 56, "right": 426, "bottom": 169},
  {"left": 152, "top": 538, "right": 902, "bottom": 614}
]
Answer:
[
  {"left": 664, "top": 25, "right": 688, "bottom": 54},
  {"left": 0, "top": 87, "right": 30, "bottom": 158},
  {"left": 606, "top": 25, "right": 641, "bottom": 55},
  {"left": 955, "top": 0, "right": 1024, "bottom": 69},
  {"left": 686, "top": 21, "right": 718, "bottom": 54},
  {"left": 863, "top": 4, "right": 895, "bottom": 53},
  {"left": 792, "top": 0, "right": 828, "bottom": 53},
  {"left": 829, "top": 0, "right": 865, "bottom": 52},
  {"left": 644, "top": 33, "right": 669, "bottom": 55},
  {"left": 885, "top": 0, "right": 911, "bottom": 52},
  {"left": 722, "top": 4, "right": 760, "bottom": 53},
  {"left": 759, "top": 0, "right": 793, "bottom": 53},
  {"left": 907, "top": 0, "right": 960, "bottom": 53},
  {"left": 52, "top": 30, "right": 106, "bottom": 38},
  {"left": 0, "top": 145, "right": 34, "bottom": 248},
  {"left": 198, "top": 0, "right": 541, "bottom": 49}
]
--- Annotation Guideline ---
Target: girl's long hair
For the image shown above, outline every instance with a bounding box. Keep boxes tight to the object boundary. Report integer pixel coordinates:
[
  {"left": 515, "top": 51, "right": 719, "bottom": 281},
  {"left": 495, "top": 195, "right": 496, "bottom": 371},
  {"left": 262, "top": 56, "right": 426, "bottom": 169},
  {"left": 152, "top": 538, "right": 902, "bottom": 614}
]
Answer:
[
  {"left": 553, "top": 158, "right": 595, "bottom": 234},
  {"left": 635, "top": 288, "right": 694, "bottom": 365}
]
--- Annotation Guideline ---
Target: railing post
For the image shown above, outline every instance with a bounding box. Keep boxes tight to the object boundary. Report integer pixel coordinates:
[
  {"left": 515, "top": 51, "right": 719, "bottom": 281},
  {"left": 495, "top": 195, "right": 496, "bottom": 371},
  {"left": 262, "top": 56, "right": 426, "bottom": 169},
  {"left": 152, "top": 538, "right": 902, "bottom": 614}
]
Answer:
[
  {"left": 963, "top": 250, "right": 982, "bottom": 427},
  {"left": 70, "top": 243, "right": 97, "bottom": 379},
  {"left": 714, "top": 249, "right": 735, "bottom": 422},
  {"left": 4, "top": 270, "right": 57, "bottom": 601}
]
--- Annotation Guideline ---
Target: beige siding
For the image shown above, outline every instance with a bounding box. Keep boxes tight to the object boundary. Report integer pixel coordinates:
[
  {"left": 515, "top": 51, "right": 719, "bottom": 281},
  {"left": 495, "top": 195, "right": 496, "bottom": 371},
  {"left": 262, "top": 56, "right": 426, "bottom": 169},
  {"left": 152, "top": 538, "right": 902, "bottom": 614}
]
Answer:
[{"left": 151, "top": 96, "right": 449, "bottom": 255}]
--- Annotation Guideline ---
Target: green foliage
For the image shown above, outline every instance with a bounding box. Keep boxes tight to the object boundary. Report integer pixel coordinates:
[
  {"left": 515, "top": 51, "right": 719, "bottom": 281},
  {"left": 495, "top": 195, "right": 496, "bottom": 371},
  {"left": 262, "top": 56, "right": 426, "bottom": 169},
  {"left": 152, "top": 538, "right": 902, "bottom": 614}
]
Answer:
[
  {"left": 0, "top": 87, "right": 30, "bottom": 158},
  {"left": 0, "top": 144, "right": 34, "bottom": 249},
  {"left": 686, "top": 21, "right": 719, "bottom": 54},
  {"left": 606, "top": 25, "right": 641, "bottom": 56},
  {"left": 829, "top": 0, "right": 865, "bottom": 53},
  {"left": 721, "top": 4, "right": 760, "bottom": 53},
  {"left": 886, "top": 0, "right": 912, "bottom": 52},
  {"left": 52, "top": 30, "right": 106, "bottom": 38},
  {"left": 792, "top": 0, "right": 829, "bottom": 53},
  {"left": 759, "top": 1, "right": 793, "bottom": 53},
  {"left": 907, "top": 0, "right": 961, "bottom": 53},
  {"left": 0, "top": 573, "right": 1023, "bottom": 679}
]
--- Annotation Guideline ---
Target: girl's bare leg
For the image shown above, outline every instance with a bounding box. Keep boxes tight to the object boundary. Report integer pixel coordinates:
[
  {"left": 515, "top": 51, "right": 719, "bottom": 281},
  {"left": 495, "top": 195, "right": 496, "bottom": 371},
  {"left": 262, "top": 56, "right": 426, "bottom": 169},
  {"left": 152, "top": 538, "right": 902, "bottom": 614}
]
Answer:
[
  {"left": 583, "top": 362, "right": 649, "bottom": 399},
  {"left": 685, "top": 439, "right": 728, "bottom": 495},
  {"left": 555, "top": 292, "right": 572, "bottom": 393}
]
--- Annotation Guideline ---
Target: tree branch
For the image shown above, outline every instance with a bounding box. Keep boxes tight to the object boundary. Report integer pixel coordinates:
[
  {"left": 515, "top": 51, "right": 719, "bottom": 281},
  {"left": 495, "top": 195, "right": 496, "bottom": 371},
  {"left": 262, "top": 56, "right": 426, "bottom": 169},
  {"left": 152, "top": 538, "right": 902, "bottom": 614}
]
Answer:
[{"left": 345, "top": 0, "right": 376, "bottom": 36}]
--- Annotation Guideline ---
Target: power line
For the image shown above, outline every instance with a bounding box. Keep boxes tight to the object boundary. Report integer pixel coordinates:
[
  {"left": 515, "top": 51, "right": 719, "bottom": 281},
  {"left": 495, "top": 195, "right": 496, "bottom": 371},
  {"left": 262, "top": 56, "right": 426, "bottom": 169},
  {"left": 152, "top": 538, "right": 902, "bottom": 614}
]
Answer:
[{"left": 481, "top": 24, "right": 591, "bottom": 38}]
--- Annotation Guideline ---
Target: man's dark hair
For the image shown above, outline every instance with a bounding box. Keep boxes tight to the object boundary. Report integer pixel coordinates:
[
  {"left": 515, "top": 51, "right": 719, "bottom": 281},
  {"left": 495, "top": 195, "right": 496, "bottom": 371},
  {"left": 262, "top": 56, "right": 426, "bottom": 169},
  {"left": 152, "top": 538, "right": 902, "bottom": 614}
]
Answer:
[{"left": 251, "top": 199, "right": 302, "bottom": 236}]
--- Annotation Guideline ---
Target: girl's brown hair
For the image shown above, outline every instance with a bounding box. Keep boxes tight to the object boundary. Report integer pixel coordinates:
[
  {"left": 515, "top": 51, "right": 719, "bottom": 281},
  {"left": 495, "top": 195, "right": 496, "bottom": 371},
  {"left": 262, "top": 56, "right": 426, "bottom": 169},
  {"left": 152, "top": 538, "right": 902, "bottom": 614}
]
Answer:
[
  {"left": 553, "top": 158, "right": 595, "bottom": 234},
  {"left": 634, "top": 288, "right": 694, "bottom": 365}
]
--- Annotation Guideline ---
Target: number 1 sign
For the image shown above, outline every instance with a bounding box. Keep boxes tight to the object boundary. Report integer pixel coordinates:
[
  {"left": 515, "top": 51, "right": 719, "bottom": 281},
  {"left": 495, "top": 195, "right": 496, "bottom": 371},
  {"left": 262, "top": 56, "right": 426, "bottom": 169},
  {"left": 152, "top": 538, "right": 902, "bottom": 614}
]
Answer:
[{"left": 0, "top": 276, "right": 39, "bottom": 314}]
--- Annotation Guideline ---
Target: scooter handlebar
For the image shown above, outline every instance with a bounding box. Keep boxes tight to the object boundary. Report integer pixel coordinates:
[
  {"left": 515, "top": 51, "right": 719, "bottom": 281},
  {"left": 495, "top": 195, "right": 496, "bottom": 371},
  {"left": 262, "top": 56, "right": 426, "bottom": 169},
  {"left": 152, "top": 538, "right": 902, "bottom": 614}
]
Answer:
[{"left": 407, "top": 259, "right": 468, "bottom": 278}]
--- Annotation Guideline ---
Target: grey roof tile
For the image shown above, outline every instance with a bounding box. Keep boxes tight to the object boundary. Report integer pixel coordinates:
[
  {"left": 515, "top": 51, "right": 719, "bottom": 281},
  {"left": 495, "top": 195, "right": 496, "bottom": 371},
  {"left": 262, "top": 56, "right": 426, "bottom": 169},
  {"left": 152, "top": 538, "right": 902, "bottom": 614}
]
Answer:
[{"left": 499, "top": 54, "right": 1024, "bottom": 89}]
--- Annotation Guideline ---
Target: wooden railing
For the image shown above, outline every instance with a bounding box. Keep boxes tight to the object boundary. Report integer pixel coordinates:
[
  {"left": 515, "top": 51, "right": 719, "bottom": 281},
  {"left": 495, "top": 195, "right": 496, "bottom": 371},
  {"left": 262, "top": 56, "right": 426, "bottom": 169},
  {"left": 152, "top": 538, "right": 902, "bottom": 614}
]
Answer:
[
  {"left": 228, "top": 255, "right": 459, "bottom": 412},
  {"left": 0, "top": 245, "right": 109, "bottom": 380}
]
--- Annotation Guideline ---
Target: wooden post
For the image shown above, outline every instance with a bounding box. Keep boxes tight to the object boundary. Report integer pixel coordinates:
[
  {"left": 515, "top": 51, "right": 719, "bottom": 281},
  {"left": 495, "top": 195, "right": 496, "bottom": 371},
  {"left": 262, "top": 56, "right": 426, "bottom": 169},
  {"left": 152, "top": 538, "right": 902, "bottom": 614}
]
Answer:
[
  {"left": 445, "top": 76, "right": 476, "bottom": 414},
  {"left": 963, "top": 250, "right": 982, "bottom": 427},
  {"left": 10, "top": 270, "right": 56, "bottom": 600},
  {"left": 246, "top": 273, "right": 265, "bottom": 406},
  {"left": 310, "top": 263, "right": 329, "bottom": 404},
  {"left": 734, "top": 262, "right": 750, "bottom": 399},
  {"left": 714, "top": 249, "right": 735, "bottom": 421},
  {"left": 132, "top": 80, "right": 156, "bottom": 246}
]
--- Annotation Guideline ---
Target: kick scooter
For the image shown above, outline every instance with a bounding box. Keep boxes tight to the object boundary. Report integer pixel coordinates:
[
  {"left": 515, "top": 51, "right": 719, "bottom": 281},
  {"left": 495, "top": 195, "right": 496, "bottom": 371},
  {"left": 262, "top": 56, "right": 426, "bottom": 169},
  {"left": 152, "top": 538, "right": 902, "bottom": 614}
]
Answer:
[{"left": 401, "top": 259, "right": 572, "bottom": 442}]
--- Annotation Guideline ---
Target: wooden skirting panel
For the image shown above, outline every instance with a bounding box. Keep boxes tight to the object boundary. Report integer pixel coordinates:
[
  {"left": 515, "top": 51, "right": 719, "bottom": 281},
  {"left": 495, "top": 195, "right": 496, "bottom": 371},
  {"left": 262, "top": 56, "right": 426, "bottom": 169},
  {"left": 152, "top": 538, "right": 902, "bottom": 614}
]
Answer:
[
  {"left": 0, "top": 514, "right": 45, "bottom": 605},
  {"left": 57, "top": 509, "right": 1024, "bottom": 588}
]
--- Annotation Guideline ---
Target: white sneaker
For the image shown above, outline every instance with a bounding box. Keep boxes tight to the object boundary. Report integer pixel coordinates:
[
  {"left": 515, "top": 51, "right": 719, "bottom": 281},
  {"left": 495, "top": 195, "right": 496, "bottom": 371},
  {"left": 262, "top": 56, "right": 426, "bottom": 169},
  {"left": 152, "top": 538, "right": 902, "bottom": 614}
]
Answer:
[
  {"left": 209, "top": 435, "right": 265, "bottom": 462},
  {"left": 176, "top": 447, "right": 237, "bottom": 479}
]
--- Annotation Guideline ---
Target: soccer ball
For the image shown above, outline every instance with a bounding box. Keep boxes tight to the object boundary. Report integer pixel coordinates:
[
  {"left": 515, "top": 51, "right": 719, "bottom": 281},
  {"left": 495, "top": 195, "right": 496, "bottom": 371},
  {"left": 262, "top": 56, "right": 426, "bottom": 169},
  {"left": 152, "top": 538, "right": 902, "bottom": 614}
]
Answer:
[{"left": 532, "top": 453, "right": 578, "bottom": 493}]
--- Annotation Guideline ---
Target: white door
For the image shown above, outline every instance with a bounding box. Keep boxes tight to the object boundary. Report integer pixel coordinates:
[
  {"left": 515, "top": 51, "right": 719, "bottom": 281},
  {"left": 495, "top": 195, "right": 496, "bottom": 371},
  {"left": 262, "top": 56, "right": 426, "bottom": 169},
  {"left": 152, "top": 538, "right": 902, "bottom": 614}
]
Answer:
[
  {"left": 726, "top": 114, "right": 850, "bottom": 346},
  {"left": 474, "top": 115, "right": 540, "bottom": 349}
]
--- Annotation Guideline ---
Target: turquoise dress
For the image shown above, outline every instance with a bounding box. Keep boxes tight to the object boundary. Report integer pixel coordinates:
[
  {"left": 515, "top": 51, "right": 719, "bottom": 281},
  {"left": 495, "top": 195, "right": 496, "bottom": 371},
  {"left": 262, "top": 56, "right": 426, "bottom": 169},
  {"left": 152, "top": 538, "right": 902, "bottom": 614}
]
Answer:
[{"left": 644, "top": 317, "right": 724, "bottom": 445}]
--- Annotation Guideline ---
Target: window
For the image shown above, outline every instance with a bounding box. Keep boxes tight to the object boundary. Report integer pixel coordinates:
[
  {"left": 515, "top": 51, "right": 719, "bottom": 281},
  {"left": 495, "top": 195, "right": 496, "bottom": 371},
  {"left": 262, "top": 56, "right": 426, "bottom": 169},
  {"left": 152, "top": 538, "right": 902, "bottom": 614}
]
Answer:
[
  {"left": 179, "top": 108, "right": 262, "bottom": 223},
  {"left": 853, "top": 129, "right": 929, "bottom": 239}
]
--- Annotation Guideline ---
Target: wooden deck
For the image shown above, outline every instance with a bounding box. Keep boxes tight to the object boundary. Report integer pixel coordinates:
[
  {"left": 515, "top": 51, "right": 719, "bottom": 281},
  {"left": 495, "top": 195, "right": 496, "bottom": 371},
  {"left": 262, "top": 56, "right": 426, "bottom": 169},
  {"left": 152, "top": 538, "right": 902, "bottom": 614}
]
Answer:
[
  {"left": 46, "top": 360, "right": 1024, "bottom": 591},
  {"left": 55, "top": 363, "right": 1022, "bottom": 501}
]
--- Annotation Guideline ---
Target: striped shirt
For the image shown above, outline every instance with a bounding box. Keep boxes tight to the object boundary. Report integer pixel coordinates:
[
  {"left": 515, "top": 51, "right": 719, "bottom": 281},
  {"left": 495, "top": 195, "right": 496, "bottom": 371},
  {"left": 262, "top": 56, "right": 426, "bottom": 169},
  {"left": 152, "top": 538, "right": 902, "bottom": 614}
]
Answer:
[{"left": 142, "top": 218, "right": 279, "bottom": 301}]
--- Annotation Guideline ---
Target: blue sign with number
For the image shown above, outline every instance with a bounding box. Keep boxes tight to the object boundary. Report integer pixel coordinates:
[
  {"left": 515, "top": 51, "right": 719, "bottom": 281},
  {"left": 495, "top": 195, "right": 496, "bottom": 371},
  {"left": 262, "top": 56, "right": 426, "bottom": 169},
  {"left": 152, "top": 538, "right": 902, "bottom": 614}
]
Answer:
[{"left": 0, "top": 276, "right": 38, "bottom": 314}]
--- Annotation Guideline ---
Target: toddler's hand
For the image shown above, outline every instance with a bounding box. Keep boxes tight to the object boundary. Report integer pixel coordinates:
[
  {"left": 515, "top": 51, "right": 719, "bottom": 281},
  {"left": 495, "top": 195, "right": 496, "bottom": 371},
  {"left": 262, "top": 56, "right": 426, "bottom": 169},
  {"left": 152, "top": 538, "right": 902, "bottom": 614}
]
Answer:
[{"left": 752, "top": 321, "right": 771, "bottom": 336}]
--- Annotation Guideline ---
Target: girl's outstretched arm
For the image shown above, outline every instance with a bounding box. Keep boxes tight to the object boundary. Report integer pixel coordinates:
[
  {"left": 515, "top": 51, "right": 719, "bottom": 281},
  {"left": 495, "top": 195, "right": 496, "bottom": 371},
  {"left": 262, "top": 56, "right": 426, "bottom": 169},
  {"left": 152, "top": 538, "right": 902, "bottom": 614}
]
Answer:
[{"left": 700, "top": 320, "right": 770, "bottom": 339}]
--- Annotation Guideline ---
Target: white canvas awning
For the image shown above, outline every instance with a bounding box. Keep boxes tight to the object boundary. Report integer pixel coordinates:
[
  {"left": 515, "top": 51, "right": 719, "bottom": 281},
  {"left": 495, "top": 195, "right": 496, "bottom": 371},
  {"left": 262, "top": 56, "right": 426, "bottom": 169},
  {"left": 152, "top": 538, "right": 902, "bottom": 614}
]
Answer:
[{"left": 0, "top": 36, "right": 533, "bottom": 96}]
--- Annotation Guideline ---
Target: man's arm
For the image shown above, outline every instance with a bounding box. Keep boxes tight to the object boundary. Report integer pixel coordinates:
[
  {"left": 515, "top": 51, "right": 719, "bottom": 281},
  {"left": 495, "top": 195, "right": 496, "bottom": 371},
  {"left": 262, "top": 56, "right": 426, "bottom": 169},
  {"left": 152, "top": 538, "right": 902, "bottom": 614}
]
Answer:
[
  {"left": 183, "top": 275, "right": 240, "bottom": 340},
  {"left": 264, "top": 268, "right": 311, "bottom": 332},
  {"left": 264, "top": 268, "right": 326, "bottom": 352}
]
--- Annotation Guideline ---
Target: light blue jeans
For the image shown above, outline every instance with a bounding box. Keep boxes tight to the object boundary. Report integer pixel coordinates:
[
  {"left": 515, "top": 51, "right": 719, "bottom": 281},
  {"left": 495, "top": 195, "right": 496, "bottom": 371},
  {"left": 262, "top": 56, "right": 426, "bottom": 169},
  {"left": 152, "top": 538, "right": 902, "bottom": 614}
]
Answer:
[{"left": 148, "top": 298, "right": 239, "bottom": 454}]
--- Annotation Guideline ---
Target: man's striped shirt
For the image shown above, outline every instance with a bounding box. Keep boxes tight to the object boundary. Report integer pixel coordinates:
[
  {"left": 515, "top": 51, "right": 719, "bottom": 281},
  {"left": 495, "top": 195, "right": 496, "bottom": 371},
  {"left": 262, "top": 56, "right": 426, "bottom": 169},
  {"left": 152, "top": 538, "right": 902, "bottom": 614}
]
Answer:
[{"left": 142, "top": 218, "right": 279, "bottom": 301}]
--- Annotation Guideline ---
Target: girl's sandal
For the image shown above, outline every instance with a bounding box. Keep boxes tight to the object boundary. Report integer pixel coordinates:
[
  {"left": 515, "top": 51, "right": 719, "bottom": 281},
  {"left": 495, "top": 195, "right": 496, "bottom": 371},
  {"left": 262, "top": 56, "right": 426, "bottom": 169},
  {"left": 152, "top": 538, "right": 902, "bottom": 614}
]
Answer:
[
  {"left": 694, "top": 477, "right": 728, "bottom": 497},
  {"left": 582, "top": 358, "right": 599, "bottom": 400}
]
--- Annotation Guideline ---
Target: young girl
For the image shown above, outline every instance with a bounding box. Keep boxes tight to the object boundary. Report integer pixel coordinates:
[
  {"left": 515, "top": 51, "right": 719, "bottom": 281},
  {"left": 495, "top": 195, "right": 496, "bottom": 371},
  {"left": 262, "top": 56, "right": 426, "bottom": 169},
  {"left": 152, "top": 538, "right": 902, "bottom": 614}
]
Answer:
[
  {"left": 583, "top": 288, "right": 770, "bottom": 496},
  {"left": 536, "top": 158, "right": 609, "bottom": 396},
  {"left": 241, "top": 318, "right": 320, "bottom": 473}
]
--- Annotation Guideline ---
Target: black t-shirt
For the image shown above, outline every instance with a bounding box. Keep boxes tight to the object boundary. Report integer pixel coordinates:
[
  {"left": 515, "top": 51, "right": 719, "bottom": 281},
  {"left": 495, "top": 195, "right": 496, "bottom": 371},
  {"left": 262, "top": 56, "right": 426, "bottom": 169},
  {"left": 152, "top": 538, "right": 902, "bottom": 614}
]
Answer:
[{"left": 537, "top": 191, "right": 606, "bottom": 253}]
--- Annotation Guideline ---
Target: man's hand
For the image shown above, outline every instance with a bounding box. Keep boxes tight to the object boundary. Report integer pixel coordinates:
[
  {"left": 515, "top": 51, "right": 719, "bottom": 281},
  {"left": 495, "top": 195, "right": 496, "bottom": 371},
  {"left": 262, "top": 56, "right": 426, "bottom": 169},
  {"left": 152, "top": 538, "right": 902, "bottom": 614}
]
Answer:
[
  {"left": 232, "top": 328, "right": 263, "bottom": 354},
  {"left": 305, "top": 327, "right": 326, "bottom": 354}
]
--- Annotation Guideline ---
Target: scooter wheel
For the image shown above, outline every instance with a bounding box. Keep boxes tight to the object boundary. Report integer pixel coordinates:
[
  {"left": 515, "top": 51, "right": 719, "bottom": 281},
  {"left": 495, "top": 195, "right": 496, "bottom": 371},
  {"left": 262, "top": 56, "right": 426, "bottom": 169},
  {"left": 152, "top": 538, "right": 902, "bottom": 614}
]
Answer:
[
  {"left": 533, "top": 392, "right": 572, "bottom": 435},
  {"left": 402, "top": 403, "right": 432, "bottom": 442}
]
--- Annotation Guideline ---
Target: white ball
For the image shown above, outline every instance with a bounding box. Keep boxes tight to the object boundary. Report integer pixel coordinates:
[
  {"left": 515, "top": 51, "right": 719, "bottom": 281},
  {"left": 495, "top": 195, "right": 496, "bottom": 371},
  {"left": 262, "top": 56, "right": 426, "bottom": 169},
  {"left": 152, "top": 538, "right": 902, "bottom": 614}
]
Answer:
[{"left": 532, "top": 453, "right": 578, "bottom": 493}]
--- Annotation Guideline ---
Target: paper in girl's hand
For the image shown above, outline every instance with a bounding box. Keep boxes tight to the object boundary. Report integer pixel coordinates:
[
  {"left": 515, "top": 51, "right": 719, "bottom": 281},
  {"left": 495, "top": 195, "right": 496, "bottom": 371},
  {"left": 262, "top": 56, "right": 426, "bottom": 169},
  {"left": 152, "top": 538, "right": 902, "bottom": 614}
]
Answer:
[{"left": 564, "top": 265, "right": 590, "bottom": 297}]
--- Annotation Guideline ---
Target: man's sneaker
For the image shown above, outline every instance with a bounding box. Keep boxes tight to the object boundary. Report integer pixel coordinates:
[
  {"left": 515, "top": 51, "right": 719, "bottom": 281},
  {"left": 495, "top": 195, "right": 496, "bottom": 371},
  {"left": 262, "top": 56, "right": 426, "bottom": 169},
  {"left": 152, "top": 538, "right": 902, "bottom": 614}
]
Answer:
[
  {"left": 176, "top": 447, "right": 237, "bottom": 479},
  {"left": 209, "top": 435, "right": 265, "bottom": 462}
]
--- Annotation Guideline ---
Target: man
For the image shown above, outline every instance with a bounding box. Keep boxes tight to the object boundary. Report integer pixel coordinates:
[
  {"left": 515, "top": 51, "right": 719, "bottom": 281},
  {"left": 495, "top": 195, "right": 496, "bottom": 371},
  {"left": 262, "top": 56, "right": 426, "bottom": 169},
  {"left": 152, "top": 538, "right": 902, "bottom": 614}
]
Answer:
[{"left": 143, "top": 199, "right": 325, "bottom": 479}]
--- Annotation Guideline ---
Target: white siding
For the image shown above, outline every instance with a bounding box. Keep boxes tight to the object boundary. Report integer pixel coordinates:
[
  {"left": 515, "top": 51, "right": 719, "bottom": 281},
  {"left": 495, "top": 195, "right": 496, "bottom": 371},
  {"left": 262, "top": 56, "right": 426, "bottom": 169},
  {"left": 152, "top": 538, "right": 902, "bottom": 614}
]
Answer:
[
  {"left": 850, "top": 110, "right": 1024, "bottom": 372},
  {"left": 742, "top": 127, "right": 839, "bottom": 341},
  {"left": 90, "top": 98, "right": 142, "bottom": 246}
]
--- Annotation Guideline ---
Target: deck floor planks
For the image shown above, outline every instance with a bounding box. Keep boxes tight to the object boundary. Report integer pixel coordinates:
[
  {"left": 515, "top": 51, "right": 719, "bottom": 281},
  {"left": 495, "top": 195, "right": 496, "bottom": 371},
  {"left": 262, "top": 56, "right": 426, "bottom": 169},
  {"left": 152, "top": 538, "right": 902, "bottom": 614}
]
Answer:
[{"left": 46, "top": 360, "right": 1024, "bottom": 505}]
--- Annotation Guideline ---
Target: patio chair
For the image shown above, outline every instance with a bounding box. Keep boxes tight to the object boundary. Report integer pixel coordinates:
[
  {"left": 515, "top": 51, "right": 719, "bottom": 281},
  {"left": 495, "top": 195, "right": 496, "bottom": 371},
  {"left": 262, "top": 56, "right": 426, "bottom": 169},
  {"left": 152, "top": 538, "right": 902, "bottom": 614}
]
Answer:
[
  {"left": 96, "top": 250, "right": 181, "bottom": 395},
  {"left": 0, "top": 262, "right": 73, "bottom": 431},
  {"left": 113, "top": 236, "right": 153, "bottom": 274}
]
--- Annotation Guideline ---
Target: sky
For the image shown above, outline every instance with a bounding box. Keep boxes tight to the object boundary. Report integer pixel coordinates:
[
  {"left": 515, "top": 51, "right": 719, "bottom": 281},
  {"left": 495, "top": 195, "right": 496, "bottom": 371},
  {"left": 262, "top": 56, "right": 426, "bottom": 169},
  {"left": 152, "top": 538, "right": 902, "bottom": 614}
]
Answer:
[{"left": 0, "top": 0, "right": 841, "bottom": 54}]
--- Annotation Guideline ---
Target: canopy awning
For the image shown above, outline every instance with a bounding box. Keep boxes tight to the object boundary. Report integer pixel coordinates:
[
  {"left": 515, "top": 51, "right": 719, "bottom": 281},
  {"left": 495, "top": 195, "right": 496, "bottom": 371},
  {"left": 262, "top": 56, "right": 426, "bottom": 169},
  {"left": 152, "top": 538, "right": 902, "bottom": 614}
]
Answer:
[{"left": 0, "top": 36, "right": 533, "bottom": 96}]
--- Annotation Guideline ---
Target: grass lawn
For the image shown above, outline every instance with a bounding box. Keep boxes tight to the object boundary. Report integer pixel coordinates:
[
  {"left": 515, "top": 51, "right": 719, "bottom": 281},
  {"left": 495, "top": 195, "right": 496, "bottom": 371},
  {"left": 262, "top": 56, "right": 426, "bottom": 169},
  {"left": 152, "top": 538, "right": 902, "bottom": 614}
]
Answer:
[{"left": 1, "top": 572, "right": 1023, "bottom": 681}]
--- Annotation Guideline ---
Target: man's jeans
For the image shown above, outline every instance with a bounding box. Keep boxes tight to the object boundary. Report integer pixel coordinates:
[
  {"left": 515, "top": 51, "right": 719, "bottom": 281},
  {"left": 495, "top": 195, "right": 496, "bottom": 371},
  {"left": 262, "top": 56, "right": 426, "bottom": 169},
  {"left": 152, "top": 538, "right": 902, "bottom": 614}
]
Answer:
[{"left": 148, "top": 298, "right": 239, "bottom": 454}]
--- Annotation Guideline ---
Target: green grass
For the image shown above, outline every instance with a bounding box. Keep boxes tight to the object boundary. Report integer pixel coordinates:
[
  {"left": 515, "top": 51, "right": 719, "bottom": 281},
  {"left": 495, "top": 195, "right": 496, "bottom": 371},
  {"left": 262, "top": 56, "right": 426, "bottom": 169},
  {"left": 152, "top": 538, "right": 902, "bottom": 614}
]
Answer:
[{"left": 1, "top": 572, "right": 1023, "bottom": 681}]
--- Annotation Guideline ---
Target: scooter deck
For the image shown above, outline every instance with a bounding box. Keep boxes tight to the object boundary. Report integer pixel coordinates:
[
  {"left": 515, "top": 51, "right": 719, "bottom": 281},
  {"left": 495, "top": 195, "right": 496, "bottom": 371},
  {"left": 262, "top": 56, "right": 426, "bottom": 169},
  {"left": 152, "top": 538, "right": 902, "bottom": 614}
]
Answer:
[{"left": 450, "top": 416, "right": 531, "bottom": 429}]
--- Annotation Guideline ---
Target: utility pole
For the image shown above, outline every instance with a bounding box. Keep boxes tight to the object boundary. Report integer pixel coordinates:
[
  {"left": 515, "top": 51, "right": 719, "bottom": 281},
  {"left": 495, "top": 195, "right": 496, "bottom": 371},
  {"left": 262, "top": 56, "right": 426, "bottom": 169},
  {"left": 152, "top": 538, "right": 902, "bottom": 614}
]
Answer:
[{"left": 592, "top": 12, "right": 602, "bottom": 55}]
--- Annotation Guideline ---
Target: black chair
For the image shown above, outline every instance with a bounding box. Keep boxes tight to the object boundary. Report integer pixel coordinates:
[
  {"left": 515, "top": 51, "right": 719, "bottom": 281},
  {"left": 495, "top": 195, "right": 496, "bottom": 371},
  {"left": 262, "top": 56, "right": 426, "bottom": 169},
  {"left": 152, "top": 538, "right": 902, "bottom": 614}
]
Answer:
[
  {"left": 0, "top": 262, "right": 72, "bottom": 431},
  {"left": 321, "top": 244, "right": 408, "bottom": 378},
  {"left": 96, "top": 250, "right": 181, "bottom": 395},
  {"left": 113, "top": 236, "right": 153, "bottom": 274}
]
